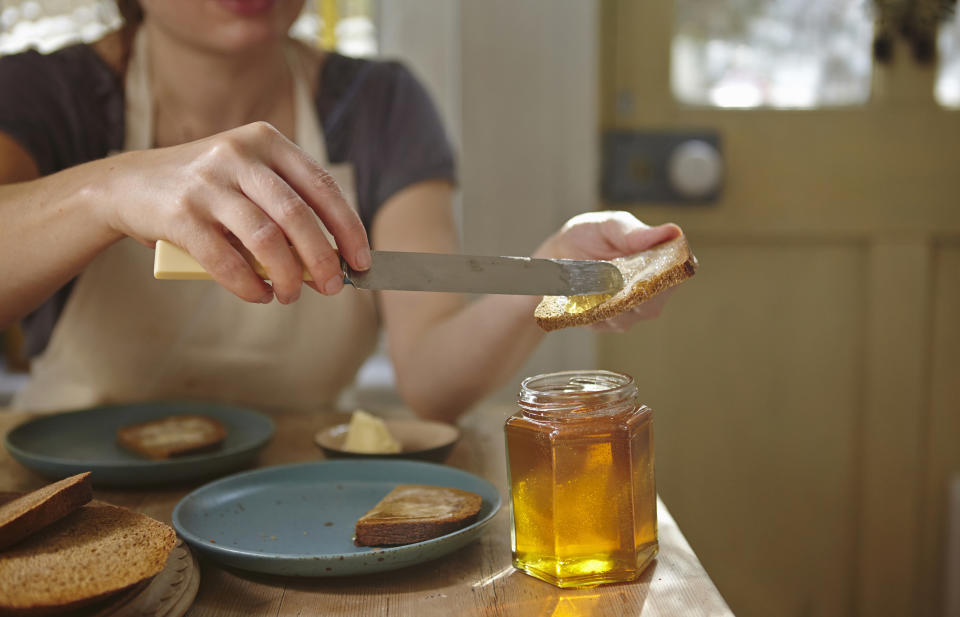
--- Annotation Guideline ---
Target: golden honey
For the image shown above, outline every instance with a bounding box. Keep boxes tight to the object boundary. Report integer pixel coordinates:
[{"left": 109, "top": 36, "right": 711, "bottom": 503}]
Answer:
[
  {"left": 505, "top": 370, "right": 657, "bottom": 588},
  {"left": 561, "top": 293, "right": 612, "bottom": 314}
]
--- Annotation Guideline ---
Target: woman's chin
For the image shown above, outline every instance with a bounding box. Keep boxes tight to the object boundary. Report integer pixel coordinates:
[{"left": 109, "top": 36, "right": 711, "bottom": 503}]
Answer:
[{"left": 211, "top": 24, "right": 289, "bottom": 51}]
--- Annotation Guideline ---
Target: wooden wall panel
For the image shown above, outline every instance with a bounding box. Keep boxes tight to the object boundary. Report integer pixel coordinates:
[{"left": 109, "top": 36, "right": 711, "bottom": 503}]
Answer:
[
  {"left": 599, "top": 241, "right": 865, "bottom": 617},
  {"left": 919, "top": 243, "right": 960, "bottom": 617},
  {"left": 601, "top": 2, "right": 960, "bottom": 615},
  {"left": 858, "top": 240, "right": 931, "bottom": 617}
]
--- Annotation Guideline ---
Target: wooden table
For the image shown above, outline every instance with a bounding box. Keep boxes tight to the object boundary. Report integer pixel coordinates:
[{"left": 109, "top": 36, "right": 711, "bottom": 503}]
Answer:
[{"left": 0, "top": 406, "right": 733, "bottom": 617}]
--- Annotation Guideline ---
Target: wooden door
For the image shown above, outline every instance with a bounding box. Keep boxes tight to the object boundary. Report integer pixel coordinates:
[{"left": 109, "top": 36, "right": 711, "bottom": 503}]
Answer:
[{"left": 599, "top": 2, "right": 960, "bottom": 616}]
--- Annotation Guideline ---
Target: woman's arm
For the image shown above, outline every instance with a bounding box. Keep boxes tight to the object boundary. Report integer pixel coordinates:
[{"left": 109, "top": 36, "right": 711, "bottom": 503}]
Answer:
[
  {"left": 372, "top": 180, "right": 545, "bottom": 421},
  {"left": 0, "top": 122, "right": 372, "bottom": 329},
  {"left": 373, "top": 181, "right": 680, "bottom": 422},
  {"left": 0, "top": 133, "right": 119, "bottom": 328}
]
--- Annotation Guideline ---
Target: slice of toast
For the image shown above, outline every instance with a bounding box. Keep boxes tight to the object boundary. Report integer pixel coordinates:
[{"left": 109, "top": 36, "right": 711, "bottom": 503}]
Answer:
[
  {"left": 116, "top": 414, "right": 226, "bottom": 460},
  {"left": 354, "top": 484, "right": 483, "bottom": 547},
  {"left": 0, "top": 497, "right": 176, "bottom": 616},
  {"left": 0, "top": 472, "right": 92, "bottom": 551},
  {"left": 535, "top": 234, "right": 698, "bottom": 331}
]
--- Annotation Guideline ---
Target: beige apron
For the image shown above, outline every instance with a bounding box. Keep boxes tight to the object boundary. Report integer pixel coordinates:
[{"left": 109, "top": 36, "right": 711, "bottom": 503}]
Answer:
[{"left": 13, "top": 30, "right": 379, "bottom": 413}]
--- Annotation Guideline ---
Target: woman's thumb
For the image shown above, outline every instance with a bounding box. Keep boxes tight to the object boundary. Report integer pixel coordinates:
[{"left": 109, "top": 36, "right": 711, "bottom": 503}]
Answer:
[{"left": 622, "top": 222, "right": 682, "bottom": 254}]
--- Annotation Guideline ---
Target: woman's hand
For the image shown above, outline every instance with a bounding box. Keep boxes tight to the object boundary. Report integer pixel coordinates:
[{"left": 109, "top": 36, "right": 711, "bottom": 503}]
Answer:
[
  {"left": 98, "top": 121, "right": 371, "bottom": 304},
  {"left": 533, "top": 211, "right": 682, "bottom": 332}
]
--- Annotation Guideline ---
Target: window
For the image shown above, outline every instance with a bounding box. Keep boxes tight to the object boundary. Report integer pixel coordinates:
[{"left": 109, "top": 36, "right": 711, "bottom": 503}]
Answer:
[
  {"left": 0, "top": 1, "right": 121, "bottom": 55},
  {"left": 672, "top": 0, "right": 874, "bottom": 108},
  {"left": 936, "top": 7, "right": 960, "bottom": 108}
]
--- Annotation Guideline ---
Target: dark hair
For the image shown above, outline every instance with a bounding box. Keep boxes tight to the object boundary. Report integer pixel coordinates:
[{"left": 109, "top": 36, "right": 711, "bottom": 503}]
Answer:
[{"left": 116, "top": 0, "right": 143, "bottom": 25}]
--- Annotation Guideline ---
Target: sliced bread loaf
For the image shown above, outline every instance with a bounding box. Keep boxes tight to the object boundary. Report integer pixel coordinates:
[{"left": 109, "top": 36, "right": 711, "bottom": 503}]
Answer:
[
  {"left": 535, "top": 234, "right": 698, "bottom": 331},
  {"left": 354, "top": 484, "right": 482, "bottom": 547},
  {"left": 0, "top": 497, "right": 176, "bottom": 615},
  {"left": 0, "top": 472, "right": 92, "bottom": 551},
  {"left": 116, "top": 414, "right": 226, "bottom": 460}
]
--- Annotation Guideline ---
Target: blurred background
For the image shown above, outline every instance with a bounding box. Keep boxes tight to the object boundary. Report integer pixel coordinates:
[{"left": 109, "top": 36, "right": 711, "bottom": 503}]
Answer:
[{"left": 1, "top": 1, "right": 959, "bottom": 616}]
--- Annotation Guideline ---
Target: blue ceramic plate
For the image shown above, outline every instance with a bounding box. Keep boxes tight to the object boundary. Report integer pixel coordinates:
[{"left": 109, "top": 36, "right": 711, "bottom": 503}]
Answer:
[
  {"left": 4, "top": 401, "right": 274, "bottom": 487},
  {"left": 172, "top": 460, "right": 502, "bottom": 577}
]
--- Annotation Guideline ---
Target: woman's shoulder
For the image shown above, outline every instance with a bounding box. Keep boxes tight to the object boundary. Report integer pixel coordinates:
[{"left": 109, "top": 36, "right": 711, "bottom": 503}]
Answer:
[
  {"left": 0, "top": 37, "right": 122, "bottom": 123},
  {"left": 0, "top": 37, "right": 118, "bottom": 84},
  {"left": 307, "top": 48, "right": 454, "bottom": 228},
  {"left": 321, "top": 51, "right": 420, "bottom": 98},
  {"left": 315, "top": 51, "right": 437, "bottom": 136},
  {"left": 291, "top": 42, "right": 418, "bottom": 111},
  {"left": 0, "top": 36, "right": 124, "bottom": 175}
]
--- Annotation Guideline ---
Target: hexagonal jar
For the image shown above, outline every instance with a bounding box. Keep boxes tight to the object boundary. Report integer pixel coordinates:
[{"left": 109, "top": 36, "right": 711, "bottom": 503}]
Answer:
[{"left": 505, "top": 370, "right": 658, "bottom": 588}]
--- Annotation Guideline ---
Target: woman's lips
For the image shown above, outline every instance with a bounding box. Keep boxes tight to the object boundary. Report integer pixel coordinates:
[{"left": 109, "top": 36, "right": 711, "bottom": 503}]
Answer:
[{"left": 215, "top": 0, "right": 278, "bottom": 17}]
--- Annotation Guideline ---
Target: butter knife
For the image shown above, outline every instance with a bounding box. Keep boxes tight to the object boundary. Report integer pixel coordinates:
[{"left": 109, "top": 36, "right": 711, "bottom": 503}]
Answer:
[{"left": 154, "top": 240, "right": 623, "bottom": 296}]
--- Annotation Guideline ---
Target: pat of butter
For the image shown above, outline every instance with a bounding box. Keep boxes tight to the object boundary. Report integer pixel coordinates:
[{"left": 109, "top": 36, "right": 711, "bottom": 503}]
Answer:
[{"left": 342, "top": 410, "right": 402, "bottom": 454}]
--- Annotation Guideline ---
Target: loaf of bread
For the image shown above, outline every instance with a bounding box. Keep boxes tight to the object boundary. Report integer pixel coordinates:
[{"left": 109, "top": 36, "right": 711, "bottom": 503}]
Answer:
[
  {"left": 535, "top": 234, "right": 698, "bottom": 331},
  {"left": 354, "top": 484, "right": 483, "bottom": 546},
  {"left": 0, "top": 472, "right": 92, "bottom": 551},
  {"left": 116, "top": 414, "right": 226, "bottom": 460},
  {"left": 0, "top": 497, "right": 176, "bottom": 615}
]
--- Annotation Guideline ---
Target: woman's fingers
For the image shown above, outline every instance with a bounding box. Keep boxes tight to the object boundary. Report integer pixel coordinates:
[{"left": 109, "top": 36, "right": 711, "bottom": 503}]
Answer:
[
  {"left": 236, "top": 167, "right": 343, "bottom": 297},
  {"left": 258, "top": 124, "right": 371, "bottom": 272},
  {"left": 537, "top": 211, "right": 683, "bottom": 262},
  {"left": 619, "top": 222, "right": 681, "bottom": 254},
  {"left": 176, "top": 223, "right": 274, "bottom": 304},
  {"left": 597, "top": 212, "right": 680, "bottom": 256},
  {"left": 110, "top": 123, "right": 371, "bottom": 304},
  {"left": 186, "top": 122, "right": 364, "bottom": 303},
  {"left": 209, "top": 190, "right": 305, "bottom": 304}
]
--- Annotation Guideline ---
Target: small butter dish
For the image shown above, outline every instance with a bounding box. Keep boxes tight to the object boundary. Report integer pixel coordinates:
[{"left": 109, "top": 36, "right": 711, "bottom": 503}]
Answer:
[{"left": 314, "top": 419, "right": 460, "bottom": 463}]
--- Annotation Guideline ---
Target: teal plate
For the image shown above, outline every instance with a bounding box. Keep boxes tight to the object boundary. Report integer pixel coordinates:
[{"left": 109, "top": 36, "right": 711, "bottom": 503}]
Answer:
[
  {"left": 4, "top": 402, "right": 275, "bottom": 487},
  {"left": 172, "top": 460, "right": 502, "bottom": 577}
]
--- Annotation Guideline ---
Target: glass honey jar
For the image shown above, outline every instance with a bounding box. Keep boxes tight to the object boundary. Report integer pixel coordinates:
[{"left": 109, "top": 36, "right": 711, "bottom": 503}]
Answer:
[{"left": 505, "top": 370, "right": 657, "bottom": 588}]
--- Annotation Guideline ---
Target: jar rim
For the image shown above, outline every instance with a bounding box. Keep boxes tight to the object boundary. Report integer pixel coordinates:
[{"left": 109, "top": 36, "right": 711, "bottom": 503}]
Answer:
[{"left": 518, "top": 370, "right": 636, "bottom": 417}]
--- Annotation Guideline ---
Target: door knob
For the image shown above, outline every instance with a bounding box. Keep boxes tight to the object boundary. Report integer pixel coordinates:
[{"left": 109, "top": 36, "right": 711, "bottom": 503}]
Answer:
[{"left": 668, "top": 139, "right": 723, "bottom": 199}]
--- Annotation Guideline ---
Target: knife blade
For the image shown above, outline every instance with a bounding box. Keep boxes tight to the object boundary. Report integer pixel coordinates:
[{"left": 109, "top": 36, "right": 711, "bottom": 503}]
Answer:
[
  {"left": 342, "top": 251, "right": 623, "bottom": 296},
  {"left": 154, "top": 240, "right": 623, "bottom": 296}
]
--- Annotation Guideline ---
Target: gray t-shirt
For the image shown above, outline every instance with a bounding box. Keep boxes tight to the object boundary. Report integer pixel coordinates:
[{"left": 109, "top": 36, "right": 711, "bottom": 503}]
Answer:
[{"left": 0, "top": 44, "right": 456, "bottom": 357}]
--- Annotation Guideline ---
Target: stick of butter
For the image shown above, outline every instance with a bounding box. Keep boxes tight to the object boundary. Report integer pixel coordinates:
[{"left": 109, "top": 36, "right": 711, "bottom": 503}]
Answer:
[{"left": 342, "top": 410, "right": 402, "bottom": 454}]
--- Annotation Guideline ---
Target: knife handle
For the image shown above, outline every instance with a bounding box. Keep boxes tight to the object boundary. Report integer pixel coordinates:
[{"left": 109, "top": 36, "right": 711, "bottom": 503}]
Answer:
[{"left": 154, "top": 240, "right": 351, "bottom": 285}]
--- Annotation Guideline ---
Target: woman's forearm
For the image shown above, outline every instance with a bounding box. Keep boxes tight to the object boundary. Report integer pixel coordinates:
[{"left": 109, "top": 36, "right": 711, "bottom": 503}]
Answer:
[
  {"left": 387, "top": 292, "right": 545, "bottom": 422},
  {"left": 0, "top": 160, "right": 121, "bottom": 328}
]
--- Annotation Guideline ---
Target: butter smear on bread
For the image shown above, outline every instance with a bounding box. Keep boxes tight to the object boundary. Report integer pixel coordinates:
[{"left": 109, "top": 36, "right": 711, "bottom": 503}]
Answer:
[{"left": 342, "top": 410, "right": 402, "bottom": 454}]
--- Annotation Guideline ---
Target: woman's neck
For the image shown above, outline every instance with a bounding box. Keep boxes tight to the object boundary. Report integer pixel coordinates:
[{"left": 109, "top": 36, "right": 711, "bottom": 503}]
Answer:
[{"left": 144, "top": 21, "right": 295, "bottom": 146}]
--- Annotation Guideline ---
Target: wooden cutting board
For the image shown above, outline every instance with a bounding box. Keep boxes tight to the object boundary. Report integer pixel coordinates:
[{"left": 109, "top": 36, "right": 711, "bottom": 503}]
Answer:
[
  {"left": 88, "top": 538, "right": 199, "bottom": 617},
  {"left": 0, "top": 492, "right": 199, "bottom": 617}
]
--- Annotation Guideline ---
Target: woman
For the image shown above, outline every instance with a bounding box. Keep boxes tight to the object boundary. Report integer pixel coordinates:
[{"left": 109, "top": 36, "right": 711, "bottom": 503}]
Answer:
[{"left": 0, "top": 0, "right": 680, "bottom": 420}]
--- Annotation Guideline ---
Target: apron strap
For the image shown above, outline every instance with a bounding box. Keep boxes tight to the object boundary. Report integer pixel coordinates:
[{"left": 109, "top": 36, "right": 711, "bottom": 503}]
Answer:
[{"left": 125, "top": 27, "right": 153, "bottom": 151}]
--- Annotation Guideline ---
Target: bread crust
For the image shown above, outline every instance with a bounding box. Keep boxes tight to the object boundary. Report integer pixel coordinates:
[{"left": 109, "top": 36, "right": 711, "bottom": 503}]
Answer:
[
  {"left": 0, "top": 472, "right": 92, "bottom": 551},
  {"left": 354, "top": 485, "right": 482, "bottom": 547},
  {"left": 116, "top": 414, "right": 226, "bottom": 460},
  {"left": 535, "top": 234, "right": 698, "bottom": 331},
  {"left": 0, "top": 497, "right": 176, "bottom": 616}
]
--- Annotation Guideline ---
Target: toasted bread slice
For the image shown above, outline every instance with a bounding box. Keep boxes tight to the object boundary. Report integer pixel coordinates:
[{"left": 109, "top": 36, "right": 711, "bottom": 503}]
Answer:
[
  {"left": 354, "top": 484, "right": 482, "bottom": 547},
  {"left": 535, "top": 234, "right": 698, "bottom": 331},
  {"left": 0, "top": 497, "right": 176, "bottom": 616},
  {"left": 0, "top": 472, "right": 92, "bottom": 551},
  {"left": 116, "top": 414, "right": 226, "bottom": 460}
]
